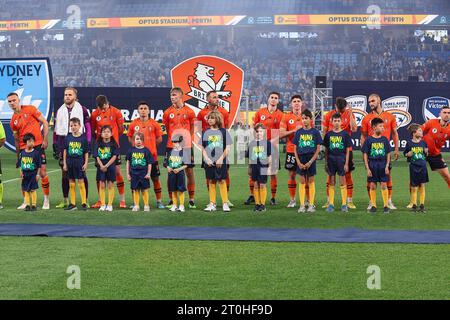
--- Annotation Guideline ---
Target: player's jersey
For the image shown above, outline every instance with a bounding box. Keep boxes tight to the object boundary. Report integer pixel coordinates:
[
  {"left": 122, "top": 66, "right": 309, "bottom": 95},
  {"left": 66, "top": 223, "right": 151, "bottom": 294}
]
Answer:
[
  {"left": 163, "top": 105, "right": 195, "bottom": 149},
  {"left": 422, "top": 119, "right": 450, "bottom": 156},
  {"left": 127, "top": 118, "right": 163, "bottom": 160},
  {"left": 360, "top": 111, "right": 397, "bottom": 140},
  {"left": 253, "top": 108, "right": 284, "bottom": 140},
  {"left": 280, "top": 112, "right": 303, "bottom": 153},
  {"left": 10, "top": 105, "right": 43, "bottom": 150},
  {"left": 91, "top": 106, "right": 124, "bottom": 146},
  {"left": 196, "top": 106, "right": 229, "bottom": 131},
  {"left": 323, "top": 109, "right": 356, "bottom": 135}
]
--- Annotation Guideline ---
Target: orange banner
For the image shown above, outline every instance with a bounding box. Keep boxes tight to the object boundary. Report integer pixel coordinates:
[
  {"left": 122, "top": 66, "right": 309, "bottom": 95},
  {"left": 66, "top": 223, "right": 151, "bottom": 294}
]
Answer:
[
  {"left": 275, "top": 14, "right": 430, "bottom": 25},
  {"left": 0, "top": 20, "right": 54, "bottom": 31}
]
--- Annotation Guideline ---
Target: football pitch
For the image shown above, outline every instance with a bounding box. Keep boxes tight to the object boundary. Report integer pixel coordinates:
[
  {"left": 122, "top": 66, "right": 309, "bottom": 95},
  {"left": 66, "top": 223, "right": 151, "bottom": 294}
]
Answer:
[{"left": 0, "top": 144, "right": 449, "bottom": 299}]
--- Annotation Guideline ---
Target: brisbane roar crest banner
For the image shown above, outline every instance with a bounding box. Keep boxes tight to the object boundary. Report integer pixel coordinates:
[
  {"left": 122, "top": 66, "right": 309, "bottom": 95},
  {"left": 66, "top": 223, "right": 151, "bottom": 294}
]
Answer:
[
  {"left": 333, "top": 80, "right": 450, "bottom": 151},
  {"left": 170, "top": 55, "right": 244, "bottom": 129},
  {"left": 0, "top": 58, "right": 53, "bottom": 152}
]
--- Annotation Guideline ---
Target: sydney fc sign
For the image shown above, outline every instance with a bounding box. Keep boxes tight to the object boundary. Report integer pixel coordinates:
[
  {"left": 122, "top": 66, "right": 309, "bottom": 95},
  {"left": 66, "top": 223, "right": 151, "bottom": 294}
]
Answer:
[{"left": 0, "top": 58, "right": 53, "bottom": 151}]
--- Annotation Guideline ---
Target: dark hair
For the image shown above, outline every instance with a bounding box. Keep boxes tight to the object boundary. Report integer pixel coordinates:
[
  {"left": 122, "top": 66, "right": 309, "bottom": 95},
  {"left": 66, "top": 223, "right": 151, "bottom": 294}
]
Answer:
[
  {"left": 133, "top": 132, "right": 145, "bottom": 142},
  {"left": 99, "top": 125, "right": 118, "bottom": 148},
  {"left": 96, "top": 95, "right": 108, "bottom": 107},
  {"left": 290, "top": 95, "right": 302, "bottom": 102},
  {"left": 301, "top": 109, "right": 313, "bottom": 119},
  {"left": 371, "top": 117, "right": 384, "bottom": 127},
  {"left": 206, "top": 90, "right": 217, "bottom": 98},
  {"left": 7, "top": 92, "right": 19, "bottom": 99},
  {"left": 170, "top": 87, "right": 183, "bottom": 95},
  {"left": 137, "top": 101, "right": 149, "bottom": 108},
  {"left": 442, "top": 106, "right": 450, "bottom": 110},
  {"left": 331, "top": 113, "right": 341, "bottom": 120},
  {"left": 23, "top": 133, "right": 35, "bottom": 144},
  {"left": 70, "top": 117, "right": 81, "bottom": 125},
  {"left": 407, "top": 123, "right": 421, "bottom": 136},
  {"left": 268, "top": 91, "right": 280, "bottom": 99},
  {"left": 336, "top": 97, "right": 347, "bottom": 110}
]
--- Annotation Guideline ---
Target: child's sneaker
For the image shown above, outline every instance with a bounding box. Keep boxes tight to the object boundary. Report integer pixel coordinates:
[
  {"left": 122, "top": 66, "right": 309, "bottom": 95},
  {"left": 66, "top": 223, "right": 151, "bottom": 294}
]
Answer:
[
  {"left": 418, "top": 204, "right": 426, "bottom": 213},
  {"left": 383, "top": 206, "right": 390, "bottom": 214},
  {"left": 253, "top": 204, "right": 261, "bottom": 212},
  {"left": 222, "top": 203, "right": 231, "bottom": 212},
  {"left": 42, "top": 198, "right": 50, "bottom": 210},
  {"left": 178, "top": 205, "right": 185, "bottom": 213},
  {"left": 156, "top": 201, "right": 165, "bottom": 209},
  {"left": 17, "top": 203, "right": 27, "bottom": 210},
  {"left": 369, "top": 206, "right": 377, "bottom": 214},
  {"left": 65, "top": 204, "right": 77, "bottom": 211},
  {"left": 204, "top": 202, "right": 216, "bottom": 212},
  {"left": 106, "top": 205, "right": 113, "bottom": 212},
  {"left": 286, "top": 200, "right": 296, "bottom": 208},
  {"left": 411, "top": 204, "right": 418, "bottom": 212},
  {"left": 143, "top": 205, "right": 150, "bottom": 212},
  {"left": 31, "top": 205, "right": 37, "bottom": 212},
  {"left": 347, "top": 202, "right": 356, "bottom": 209},
  {"left": 341, "top": 205, "right": 349, "bottom": 213},
  {"left": 25, "top": 205, "right": 31, "bottom": 212},
  {"left": 406, "top": 202, "right": 414, "bottom": 209},
  {"left": 169, "top": 205, "right": 178, "bottom": 212},
  {"left": 387, "top": 200, "right": 397, "bottom": 210},
  {"left": 321, "top": 201, "right": 329, "bottom": 209},
  {"left": 307, "top": 205, "right": 316, "bottom": 213},
  {"left": 80, "top": 204, "right": 88, "bottom": 211},
  {"left": 227, "top": 200, "right": 234, "bottom": 208},
  {"left": 99, "top": 205, "right": 106, "bottom": 212},
  {"left": 259, "top": 205, "right": 266, "bottom": 212},
  {"left": 132, "top": 206, "right": 140, "bottom": 212},
  {"left": 297, "top": 205, "right": 306, "bottom": 213},
  {"left": 326, "top": 204, "right": 335, "bottom": 213},
  {"left": 165, "top": 200, "right": 173, "bottom": 208}
]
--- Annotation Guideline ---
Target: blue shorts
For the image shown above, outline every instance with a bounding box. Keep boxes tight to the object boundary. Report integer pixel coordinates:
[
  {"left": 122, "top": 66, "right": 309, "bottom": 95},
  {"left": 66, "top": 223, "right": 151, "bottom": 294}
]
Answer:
[
  {"left": 367, "top": 160, "right": 389, "bottom": 183},
  {"left": 251, "top": 165, "right": 269, "bottom": 184},
  {"left": 130, "top": 172, "right": 150, "bottom": 190},
  {"left": 67, "top": 157, "right": 85, "bottom": 180},
  {"left": 22, "top": 172, "right": 38, "bottom": 192},
  {"left": 327, "top": 155, "right": 346, "bottom": 177},
  {"left": 410, "top": 164, "right": 429, "bottom": 187},
  {"left": 204, "top": 164, "right": 228, "bottom": 181},
  {"left": 296, "top": 153, "right": 317, "bottom": 177},
  {"left": 96, "top": 164, "right": 116, "bottom": 182},
  {"left": 168, "top": 171, "right": 186, "bottom": 192}
]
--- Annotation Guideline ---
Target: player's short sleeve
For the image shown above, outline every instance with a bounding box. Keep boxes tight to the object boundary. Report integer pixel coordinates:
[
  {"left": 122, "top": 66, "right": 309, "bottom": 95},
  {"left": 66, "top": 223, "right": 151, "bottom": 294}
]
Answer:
[
  {"left": 253, "top": 111, "right": 260, "bottom": 125},
  {"left": 390, "top": 113, "right": 397, "bottom": 130},
  {"left": 154, "top": 121, "right": 163, "bottom": 138},
  {"left": 31, "top": 106, "right": 42, "bottom": 120},
  {"left": 162, "top": 110, "right": 169, "bottom": 128},
  {"left": 127, "top": 121, "right": 135, "bottom": 138},
  {"left": 360, "top": 116, "right": 368, "bottom": 135},
  {"left": 0, "top": 122, "right": 6, "bottom": 140},
  {"left": 280, "top": 115, "right": 288, "bottom": 129},
  {"left": 115, "top": 108, "right": 125, "bottom": 125},
  {"left": 10, "top": 117, "right": 17, "bottom": 133},
  {"left": 188, "top": 108, "right": 196, "bottom": 126},
  {"left": 322, "top": 112, "right": 331, "bottom": 131},
  {"left": 421, "top": 121, "right": 430, "bottom": 134}
]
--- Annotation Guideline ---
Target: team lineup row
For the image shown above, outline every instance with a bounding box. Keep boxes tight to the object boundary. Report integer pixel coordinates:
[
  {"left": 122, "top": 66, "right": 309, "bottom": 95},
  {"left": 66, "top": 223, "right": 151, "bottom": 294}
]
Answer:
[{"left": 2, "top": 87, "right": 450, "bottom": 213}]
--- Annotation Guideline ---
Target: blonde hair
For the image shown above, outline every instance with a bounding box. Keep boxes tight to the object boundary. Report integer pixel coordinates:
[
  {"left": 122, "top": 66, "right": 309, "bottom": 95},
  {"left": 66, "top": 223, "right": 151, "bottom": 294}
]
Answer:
[{"left": 207, "top": 110, "right": 223, "bottom": 128}]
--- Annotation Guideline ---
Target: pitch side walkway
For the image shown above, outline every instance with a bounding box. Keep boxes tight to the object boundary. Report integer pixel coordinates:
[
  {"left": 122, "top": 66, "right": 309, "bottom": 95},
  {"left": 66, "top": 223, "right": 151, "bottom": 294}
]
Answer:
[{"left": 0, "top": 223, "right": 449, "bottom": 244}]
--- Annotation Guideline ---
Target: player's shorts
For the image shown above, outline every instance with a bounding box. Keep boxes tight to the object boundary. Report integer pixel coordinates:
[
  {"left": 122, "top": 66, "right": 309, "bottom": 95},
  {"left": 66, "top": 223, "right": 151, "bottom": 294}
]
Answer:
[
  {"left": 296, "top": 153, "right": 317, "bottom": 177},
  {"left": 151, "top": 161, "right": 160, "bottom": 178},
  {"left": 168, "top": 171, "right": 187, "bottom": 192},
  {"left": 367, "top": 159, "right": 389, "bottom": 183},
  {"left": 205, "top": 164, "right": 228, "bottom": 181},
  {"left": 427, "top": 154, "right": 447, "bottom": 171},
  {"left": 250, "top": 165, "right": 269, "bottom": 184},
  {"left": 284, "top": 152, "right": 297, "bottom": 171},
  {"left": 130, "top": 172, "right": 150, "bottom": 190},
  {"left": 327, "top": 155, "right": 346, "bottom": 177},
  {"left": 116, "top": 154, "right": 122, "bottom": 165},
  {"left": 348, "top": 150, "right": 355, "bottom": 172},
  {"left": 409, "top": 164, "right": 429, "bottom": 187},
  {"left": 66, "top": 157, "right": 85, "bottom": 180},
  {"left": 22, "top": 172, "right": 39, "bottom": 192},
  {"left": 96, "top": 164, "right": 117, "bottom": 182}
]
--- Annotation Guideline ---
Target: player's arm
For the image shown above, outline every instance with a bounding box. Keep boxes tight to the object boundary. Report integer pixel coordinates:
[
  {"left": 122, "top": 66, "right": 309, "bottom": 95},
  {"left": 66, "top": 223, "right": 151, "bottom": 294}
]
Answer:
[
  {"left": 126, "top": 159, "right": 131, "bottom": 181},
  {"left": 321, "top": 114, "right": 330, "bottom": 138},
  {"left": 155, "top": 122, "right": 163, "bottom": 145},
  {"left": 363, "top": 153, "right": 371, "bottom": 177},
  {"left": 344, "top": 146, "right": 350, "bottom": 172},
  {"left": 386, "top": 151, "right": 391, "bottom": 174},
  {"left": 13, "top": 131, "right": 20, "bottom": 163},
  {"left": 145, "top": 153, "right": 153, "bottom": 179},
  {"left": 348, "top": 108, "right": 357, "bottom": 133},
  {"left": 392, "top": 127, "right": 399, "bottom": 160},
  {"left": 63, "top": 149, "right": 68, "bottom": 171},
  {"left": 37, "top": 114, "right": 49, "bottom": 149},
  {"left": 308, "top": 144, "right": 321, "bottom": 168},
  {"left": 360, "top": 118, "right": 367, "bottom": 148},
  {"left": 82, "top": 152, "right": 89, "bottom": 171}
]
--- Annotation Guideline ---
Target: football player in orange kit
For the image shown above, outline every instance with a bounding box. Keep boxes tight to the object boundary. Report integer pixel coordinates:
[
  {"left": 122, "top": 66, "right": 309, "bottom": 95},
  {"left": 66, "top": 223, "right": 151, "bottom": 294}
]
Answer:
[
  {"left": 279, "top": 95, "right": 304, "bottom": 207},
  {"left": 245, "top": 92, "right": 283, "bottom": 205},
  {"left": 127, "top": 101, "right": 165, "bottom": 209},
  {"left": 90, "top": 95, "right": 127, "bottom": 208},
  {"left": 322, "top": 97, "right": 357, "bottom": 209},
  {"left": 360, "top": 93, "right": 399, "bottom": 210},
  {"left": 422, "top": 106, "right": 450, "bottom": 188},
  {"left": 8, "top": 92, "right": 51, "bottom": 210},
  {"left": 195, "top": 90, "right": 234, "bottom": 206},
  {"left": 163, "top": 87, "right": 197, "bottom": 208}
]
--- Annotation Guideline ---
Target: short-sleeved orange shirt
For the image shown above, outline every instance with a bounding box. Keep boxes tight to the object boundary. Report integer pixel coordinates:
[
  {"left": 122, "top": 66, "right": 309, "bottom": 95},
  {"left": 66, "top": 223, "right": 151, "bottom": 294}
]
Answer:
[
  {"left": 253, "top": 108, "right": 284, "bottom": 140},
  {"left": 196, "top": 106, "right": 229, "bottom": 131},
  {"left": 127, "top": 118, "right": 163, "bottom": 160},
  {"left": 91, "top": 106, "right": 125, "bottom": 146},
  {"left": 280, "top": 112, "right": 303, "bottom": 153},
  {"left": 163, "top": 105, "right": 195, "bottom": 149},
  {"left": 361, "top": 111, "right": 397, "bottom": 140},
  {"left": 10, "top": 105, "right": 43, "bottom": 150},
  {"left": 422, "top": 119, "right": 450, "bottom": 156}
]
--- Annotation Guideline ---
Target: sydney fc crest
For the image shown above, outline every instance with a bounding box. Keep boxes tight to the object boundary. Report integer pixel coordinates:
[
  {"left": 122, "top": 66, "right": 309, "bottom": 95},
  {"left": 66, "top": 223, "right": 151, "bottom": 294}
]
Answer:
[
  {"left": 0, "top": 58, "right": 53, "bottom": 151},
  {"left": 423, "top": 96, "right": 450, "bottom": 121}
]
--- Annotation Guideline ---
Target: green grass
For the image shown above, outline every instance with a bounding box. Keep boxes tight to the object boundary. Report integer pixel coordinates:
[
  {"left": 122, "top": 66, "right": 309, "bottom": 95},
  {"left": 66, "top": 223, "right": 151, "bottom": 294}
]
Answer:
[
  {"left": 0, "top": 144, "right": 449, "bottom": 230},
  {"left": 0, "top": 236, "right": 448, "bottom": 299},
  {"left": 1, "top": 139, "right": 449, "bottom": 299}
]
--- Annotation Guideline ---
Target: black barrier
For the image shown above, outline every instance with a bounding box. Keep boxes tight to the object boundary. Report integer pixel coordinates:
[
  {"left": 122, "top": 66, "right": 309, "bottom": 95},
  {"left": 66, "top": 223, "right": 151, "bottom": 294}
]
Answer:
[
  {"left": 333, "top": 81, "right": 450, "bottom": 151},
  {"left": 53, "top": 87, "right": 171, "bottom": 155}
]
